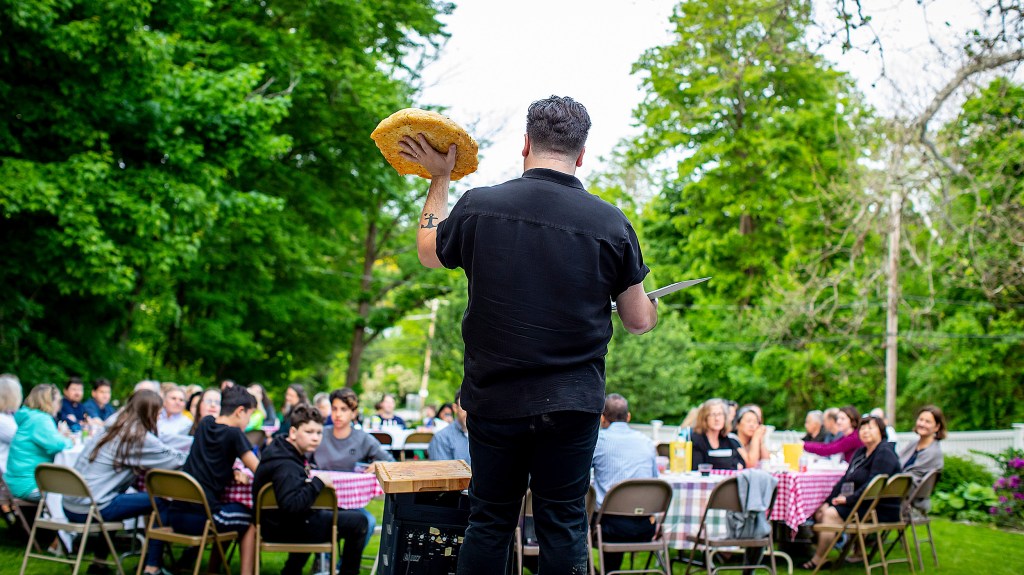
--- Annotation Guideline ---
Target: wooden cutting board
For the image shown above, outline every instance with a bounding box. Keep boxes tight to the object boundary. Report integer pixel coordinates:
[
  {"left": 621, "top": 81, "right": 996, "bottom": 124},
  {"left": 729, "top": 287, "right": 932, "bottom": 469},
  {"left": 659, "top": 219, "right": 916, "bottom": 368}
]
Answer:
[{"left": 375, "top": 460, "right": 472, "bottom": 494}]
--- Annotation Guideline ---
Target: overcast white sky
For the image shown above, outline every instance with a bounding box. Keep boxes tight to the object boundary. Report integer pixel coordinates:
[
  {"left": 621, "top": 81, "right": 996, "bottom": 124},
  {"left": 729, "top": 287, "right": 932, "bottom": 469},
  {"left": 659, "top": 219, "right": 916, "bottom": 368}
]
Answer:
[{"left": 414, "top": 0, "right": 999, "bottom": 191}]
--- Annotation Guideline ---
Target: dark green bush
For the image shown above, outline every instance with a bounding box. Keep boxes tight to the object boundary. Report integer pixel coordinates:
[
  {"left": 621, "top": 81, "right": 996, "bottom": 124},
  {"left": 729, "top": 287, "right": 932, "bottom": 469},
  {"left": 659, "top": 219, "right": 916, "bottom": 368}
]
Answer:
[{"left": 936, "top": 455, "right": 995, "bottom": 493}]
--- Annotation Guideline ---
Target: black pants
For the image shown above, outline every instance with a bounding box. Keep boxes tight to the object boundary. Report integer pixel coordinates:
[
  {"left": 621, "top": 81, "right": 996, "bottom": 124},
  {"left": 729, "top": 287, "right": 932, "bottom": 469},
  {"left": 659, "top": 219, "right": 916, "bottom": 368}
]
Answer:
[
  {"left": 457, "top": 410, "right": 601, "bottom": 575},
  {"left": 594, "top": 515, "right": 657, "bottom": 573},
  {"left": 264, "top": 509, "right": 369, "bottom": 575}
]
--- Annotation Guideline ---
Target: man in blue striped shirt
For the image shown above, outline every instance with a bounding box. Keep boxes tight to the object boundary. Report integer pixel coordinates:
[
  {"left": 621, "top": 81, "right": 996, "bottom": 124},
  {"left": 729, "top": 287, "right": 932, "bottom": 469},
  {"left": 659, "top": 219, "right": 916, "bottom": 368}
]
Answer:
[{"left": 591, "top": 393, "right": 659, "bottom": 572}]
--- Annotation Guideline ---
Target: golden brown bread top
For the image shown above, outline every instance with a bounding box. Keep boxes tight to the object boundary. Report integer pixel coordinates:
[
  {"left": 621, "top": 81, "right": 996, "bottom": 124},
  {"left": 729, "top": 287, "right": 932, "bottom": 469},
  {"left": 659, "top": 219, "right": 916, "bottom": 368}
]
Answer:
[{"left": 370, "top": 108, "right": 479, "bottom": 181}]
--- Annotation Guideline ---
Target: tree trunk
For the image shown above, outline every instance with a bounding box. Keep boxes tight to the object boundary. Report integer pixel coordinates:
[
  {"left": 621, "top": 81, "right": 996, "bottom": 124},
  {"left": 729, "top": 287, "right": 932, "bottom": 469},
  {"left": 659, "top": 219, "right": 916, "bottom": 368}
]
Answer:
[{"left": 346, "top": 217, "right": 378, "bottom": 387}]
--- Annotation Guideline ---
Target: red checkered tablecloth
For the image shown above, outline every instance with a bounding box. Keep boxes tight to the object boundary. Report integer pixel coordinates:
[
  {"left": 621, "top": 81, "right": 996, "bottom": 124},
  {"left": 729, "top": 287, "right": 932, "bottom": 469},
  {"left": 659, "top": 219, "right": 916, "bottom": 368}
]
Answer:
[
  {"left": 222, "top": 470, "right": 384, "bottom": 509},
  {"left": 661, "top": 469, "right": 845, "bottom": 550}
]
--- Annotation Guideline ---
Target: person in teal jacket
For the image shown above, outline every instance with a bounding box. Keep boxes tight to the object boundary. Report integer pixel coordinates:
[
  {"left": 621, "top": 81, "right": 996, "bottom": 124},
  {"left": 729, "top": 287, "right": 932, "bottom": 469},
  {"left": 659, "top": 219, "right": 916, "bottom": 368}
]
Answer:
[{"left": 6, "top": 384, "right": 73, "bottom": 500}]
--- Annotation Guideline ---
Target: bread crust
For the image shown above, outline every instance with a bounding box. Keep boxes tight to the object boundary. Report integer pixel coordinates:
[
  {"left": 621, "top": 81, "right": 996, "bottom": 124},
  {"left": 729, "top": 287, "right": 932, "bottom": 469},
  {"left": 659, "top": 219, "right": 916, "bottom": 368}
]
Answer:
[{"left": 370, "top": 108, "right": 479, "bottom": 181}]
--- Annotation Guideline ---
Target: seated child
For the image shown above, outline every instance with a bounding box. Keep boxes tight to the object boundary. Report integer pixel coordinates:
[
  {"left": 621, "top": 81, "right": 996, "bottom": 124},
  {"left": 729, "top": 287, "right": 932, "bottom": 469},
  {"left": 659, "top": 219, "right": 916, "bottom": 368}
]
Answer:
[
  {"left": 253, "top": 404, "right": 369, "bottom": 575},
  {"left": 170, "top": 385, "right": 259, "bottom": 575}
]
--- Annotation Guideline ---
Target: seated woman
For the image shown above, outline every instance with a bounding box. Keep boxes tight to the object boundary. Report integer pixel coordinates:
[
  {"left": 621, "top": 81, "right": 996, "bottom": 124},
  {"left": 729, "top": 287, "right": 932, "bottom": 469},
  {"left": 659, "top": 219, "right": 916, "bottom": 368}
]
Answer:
[
  {"left": 5, "top": 384, "right": 73, "bottom": 500},
  {"left": 64, "top": 390, "right": 186, "bottom": 575},
  {"left": 803, "top": 405, "right": 863, "bottom": 463},
  {"left": 803, "top": 415, "right": 901, "bottom": 570},
  {"left": 899, "top": 405, "right": 946, "bottom": 512},
  {"left": 690, "top": 399, "right": 746, "bottom": 470},
  {"left": 370, "top": 393, "right": 406, "bottom": 429},
  {"left": 188, "top": 388, "right": 222, "bottom": 435},
  {"left": 733, "top": 405, "right": 770, "bottom": 469}
]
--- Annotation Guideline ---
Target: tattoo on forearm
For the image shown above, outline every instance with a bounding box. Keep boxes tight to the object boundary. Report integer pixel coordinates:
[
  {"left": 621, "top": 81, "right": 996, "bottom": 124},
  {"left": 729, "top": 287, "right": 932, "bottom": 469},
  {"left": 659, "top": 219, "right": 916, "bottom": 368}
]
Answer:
[{"left": 421, "top": 212, "right": 438, "bottom": 229}]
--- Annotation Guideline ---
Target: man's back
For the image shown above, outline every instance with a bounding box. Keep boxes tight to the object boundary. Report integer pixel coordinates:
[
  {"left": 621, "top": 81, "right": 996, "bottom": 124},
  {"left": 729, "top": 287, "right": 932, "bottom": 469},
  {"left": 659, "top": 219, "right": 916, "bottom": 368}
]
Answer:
[
  {"left": 592, "top": 421, "right": 658, "bottom": 505},
  {"left": 437, "top": 168, "right": 647, "bottom": 418}
]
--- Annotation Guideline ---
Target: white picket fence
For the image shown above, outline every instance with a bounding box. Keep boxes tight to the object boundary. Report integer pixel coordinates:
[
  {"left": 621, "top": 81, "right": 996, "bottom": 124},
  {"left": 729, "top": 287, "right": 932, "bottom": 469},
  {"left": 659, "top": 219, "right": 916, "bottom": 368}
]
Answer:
[{"left": 632, "top": 422, "right": 1024, "bottom": 473}]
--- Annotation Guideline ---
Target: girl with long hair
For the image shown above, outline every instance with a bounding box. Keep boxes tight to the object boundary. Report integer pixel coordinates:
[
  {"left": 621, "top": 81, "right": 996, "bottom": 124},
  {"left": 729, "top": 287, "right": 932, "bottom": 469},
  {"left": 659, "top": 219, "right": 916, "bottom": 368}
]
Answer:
[{"left": 63, "top": 390, "right": 186, "bottom": 574}]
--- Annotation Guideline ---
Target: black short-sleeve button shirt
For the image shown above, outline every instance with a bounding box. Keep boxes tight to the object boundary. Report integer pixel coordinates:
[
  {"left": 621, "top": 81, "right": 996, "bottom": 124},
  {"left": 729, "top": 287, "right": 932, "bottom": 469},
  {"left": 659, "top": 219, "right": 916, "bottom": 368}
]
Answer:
[{"left": 436, "top": 168, "right": 649, "bottom": 419}]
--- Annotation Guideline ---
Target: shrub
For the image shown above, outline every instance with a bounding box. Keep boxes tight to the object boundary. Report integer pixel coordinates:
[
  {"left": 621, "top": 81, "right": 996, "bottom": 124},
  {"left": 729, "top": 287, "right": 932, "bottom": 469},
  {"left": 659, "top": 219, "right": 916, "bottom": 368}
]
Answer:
[
  {"left": 936, "top": 455, "right": 995, "bottom": 494},
  {"left": 980, "top": 448, "right": 1024, "bottom": 529},
  {"left": 932, "top": 482, "right": 999, "bottom": 522}
]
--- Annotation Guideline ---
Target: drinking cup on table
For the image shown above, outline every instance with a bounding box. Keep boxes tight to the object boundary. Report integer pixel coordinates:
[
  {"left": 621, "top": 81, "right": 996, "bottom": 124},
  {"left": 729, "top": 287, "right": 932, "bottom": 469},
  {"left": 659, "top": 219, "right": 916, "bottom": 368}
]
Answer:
[{"left": 698, "top": 463, "right": 713, "bottom": 477}]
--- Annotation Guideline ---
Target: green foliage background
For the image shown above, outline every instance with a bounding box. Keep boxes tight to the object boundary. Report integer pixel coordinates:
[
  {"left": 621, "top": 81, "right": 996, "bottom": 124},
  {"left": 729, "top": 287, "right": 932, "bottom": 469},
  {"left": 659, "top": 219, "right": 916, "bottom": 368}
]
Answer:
[{"left": 1, "top": 0, "right": 1022, "bottom": 428}]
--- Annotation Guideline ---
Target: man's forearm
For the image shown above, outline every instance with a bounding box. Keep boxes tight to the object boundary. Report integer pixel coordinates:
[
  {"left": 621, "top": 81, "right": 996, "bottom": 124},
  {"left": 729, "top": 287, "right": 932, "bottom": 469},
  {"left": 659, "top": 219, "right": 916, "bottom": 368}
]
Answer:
[{"left": 417, "top": 174, "right": 451, "bottom": 268}]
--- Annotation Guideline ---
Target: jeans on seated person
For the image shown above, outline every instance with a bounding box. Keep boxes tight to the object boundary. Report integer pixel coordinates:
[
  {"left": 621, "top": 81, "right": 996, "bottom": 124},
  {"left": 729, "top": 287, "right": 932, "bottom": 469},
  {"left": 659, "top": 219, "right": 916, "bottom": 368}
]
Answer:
[
  {"left": 263, "top": 508, "right": 369, "bottom": 575},
  {"left": 456, "top": 410, "right": 601, "bottom": 575},
  {"left": 64, "top": 492, "right": 167, "bottom": 567}
]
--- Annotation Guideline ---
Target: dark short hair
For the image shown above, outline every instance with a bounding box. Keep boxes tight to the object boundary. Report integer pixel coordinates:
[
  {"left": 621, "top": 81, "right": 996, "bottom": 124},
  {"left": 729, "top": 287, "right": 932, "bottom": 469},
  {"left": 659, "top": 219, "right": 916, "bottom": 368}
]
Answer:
[
  {"left": 66, "top": 377, "right": 84, "bottom": 388},
  {"left": 220, "top": 385, "right": 256, "bottom": 415},
  {"left": 329, "top": 388, "right": 359, "bottom": 411},
  {"left": 603, "top": 393, "right": 629, "bottom": 423},
  {"left": 526, "top": 95, "right": 591, "bottom": 157},
  {"left": 290, "top": 403, "right": 324, "bottom": 428},
  {"left": 917, "top": 405, "right": 947, "bottom": 440},
  {"left": 93, "top": 378, "right": 112, "bottom": 391}
]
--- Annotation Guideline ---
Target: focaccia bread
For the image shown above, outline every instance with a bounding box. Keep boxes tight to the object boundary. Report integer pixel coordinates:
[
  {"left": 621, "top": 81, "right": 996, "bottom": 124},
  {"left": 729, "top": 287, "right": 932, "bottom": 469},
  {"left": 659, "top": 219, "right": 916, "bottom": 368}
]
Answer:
[{"left": 370, "top": 108, "right": 479, "bottom": 181}]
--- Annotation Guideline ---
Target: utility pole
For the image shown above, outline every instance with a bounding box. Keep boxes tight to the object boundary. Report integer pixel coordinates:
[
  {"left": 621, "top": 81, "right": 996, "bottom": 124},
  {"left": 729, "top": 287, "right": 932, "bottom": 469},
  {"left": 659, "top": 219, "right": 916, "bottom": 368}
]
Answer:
[
  {"left": 885, "top": 190, "right": 905, "bottom": 427},
  {"left": 418, "top": 299, "right": 440, "bottom": 401}
]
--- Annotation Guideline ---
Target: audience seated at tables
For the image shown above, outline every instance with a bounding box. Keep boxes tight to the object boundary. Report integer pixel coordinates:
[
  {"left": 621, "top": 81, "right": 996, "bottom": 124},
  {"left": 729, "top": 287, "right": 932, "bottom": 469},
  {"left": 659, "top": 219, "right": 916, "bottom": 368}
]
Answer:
[
  {"left": 253, "top": 404, "right": 368, "bottom": 575},
  {"left": 869, "top": 407, "right": 898, "bottom": 443},
  {"left": 803, "top": 410, "right": 830, "bottom": 443},
  {"left": 65, "top": 390, "right": 186, "bottom": 575},
  {"left": 57, "top": 376, "right": 88, "bottom": 432},
  {"left": 804, "top": 415, "right": 901, "bottom": 570},
  {"left": 370, "top": 393, "right": 405, "bottom": 429},
  {"left": 803, "top": 405, "right": 863, "bottom": 463},
  {"left": 691, "top": 399, "right": 746, "bottom": 470},
  {"left": 158, "top": 386, "right": 192, "bottom": 435},
  {"left": 591, "top": 393, "right": 659, "bottom": 573},
  {"left": 823, "top": 407, "right": 840, "bottom": 443},
  {"left": 82, "top": 378, "right": 116, "bottom": 423},
  {"left": 315, "top": 388, "right": 394, "bottom": 552},
  {"left": 274, "top": 383, "right": 309, "bottom": 440},
  {"left": 899, "top": 405, "right": 946, "bottom": 512},
  {"left": 428, "top": 390, "right": 470, "bottom": 464},
  {"left": 171, "top": 385, "right": 259, "bottom": 575},
  {"left": 6, "top": 384, "right": 74, "bottom": 500},
  {"left": 247, "top": 383, "right": 277, "bottom": 428},
  {"left": 0, "top": 373, "right": 22, "bottom": 476},
  {"left": 733, "top": 404, "right": 770, "bottom": 469},
  {"left": 189, "top": 388, "right": 222, "bottom": 436},
  {"left": 418, "top": 404, "right": 448, "bottom": 430}
]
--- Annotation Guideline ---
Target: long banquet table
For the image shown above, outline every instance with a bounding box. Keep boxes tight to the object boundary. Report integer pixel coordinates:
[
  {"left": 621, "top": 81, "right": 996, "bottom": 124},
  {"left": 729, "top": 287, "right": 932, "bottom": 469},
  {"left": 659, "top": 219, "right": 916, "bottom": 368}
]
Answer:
[
  {"left": 224, "top": 469, "right": 384, "bottom": 509},
  {"left": 660, "top": 468, "right": 845, "bottom": 550}
]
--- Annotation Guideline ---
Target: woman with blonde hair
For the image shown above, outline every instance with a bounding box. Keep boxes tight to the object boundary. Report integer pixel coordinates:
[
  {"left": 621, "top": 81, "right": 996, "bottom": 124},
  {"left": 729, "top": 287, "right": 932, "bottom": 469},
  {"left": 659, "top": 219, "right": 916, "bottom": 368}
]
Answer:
[
  {"left": 6, "top": 384, "right": 74, "bottom": 500},
  {"left": 690, "top": 399, "right": 746, "bottom": 470}
]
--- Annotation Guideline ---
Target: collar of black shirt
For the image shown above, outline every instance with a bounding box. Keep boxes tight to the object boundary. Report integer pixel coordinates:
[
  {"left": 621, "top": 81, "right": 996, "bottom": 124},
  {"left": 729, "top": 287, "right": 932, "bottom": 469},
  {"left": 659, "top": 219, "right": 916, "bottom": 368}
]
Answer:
[{"left": 522, "top": 168, "right": 586, "bottom": 190}]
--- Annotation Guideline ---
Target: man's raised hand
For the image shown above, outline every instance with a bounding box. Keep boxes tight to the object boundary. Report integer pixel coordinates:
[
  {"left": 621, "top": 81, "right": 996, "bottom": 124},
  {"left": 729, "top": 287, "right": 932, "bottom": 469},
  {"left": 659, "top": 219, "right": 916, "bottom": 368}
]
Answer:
[{"left": 399, "top": 134, "right": 456, "bottom": 178}]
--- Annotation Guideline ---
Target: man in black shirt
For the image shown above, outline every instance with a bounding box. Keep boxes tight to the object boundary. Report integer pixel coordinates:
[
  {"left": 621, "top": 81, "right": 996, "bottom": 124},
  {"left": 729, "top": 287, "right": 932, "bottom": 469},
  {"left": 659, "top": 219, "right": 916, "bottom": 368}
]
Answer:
[{"left": 402, "top": 95, "right": 658, "bottom": 574}]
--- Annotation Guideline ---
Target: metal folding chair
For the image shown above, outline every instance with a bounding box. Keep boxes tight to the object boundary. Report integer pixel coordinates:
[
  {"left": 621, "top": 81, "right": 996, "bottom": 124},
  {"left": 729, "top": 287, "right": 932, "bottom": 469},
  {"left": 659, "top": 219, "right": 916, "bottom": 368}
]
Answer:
[
  {"left": 864, "top": 474, "right": 916, "bottom": 575},
  {"left": 595, "top": 478, "right": 673, "bottom": 575},
  {"left": 137, "top": 469, "right": 239, "bottom": 575},
  {"left": 254, "top": 483, "right": 337, "bottom": 575},
  {"left": 903, "top": 470, "right": 939, "bottom": 570},
  {"left": 19, "top": 463, "right": 125, "bottom": 575},
  {"left": 400, "top": 432, "right": 434, "bottom": 461},
  {"left": 810, "top": 474, "right": 889, "bottom": 575},
  {"left": 0, "top": 470, "right": 41, "bottom": 552},
  {"left": 684, "top": 475, "right": 779, "bottom": 575}
]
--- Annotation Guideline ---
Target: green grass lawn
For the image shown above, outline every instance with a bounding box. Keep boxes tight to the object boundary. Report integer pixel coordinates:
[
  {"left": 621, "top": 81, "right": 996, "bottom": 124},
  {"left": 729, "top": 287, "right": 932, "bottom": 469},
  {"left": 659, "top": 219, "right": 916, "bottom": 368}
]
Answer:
[{"left": 2, "top": 509, "right": 1021, "bottom": 575}]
